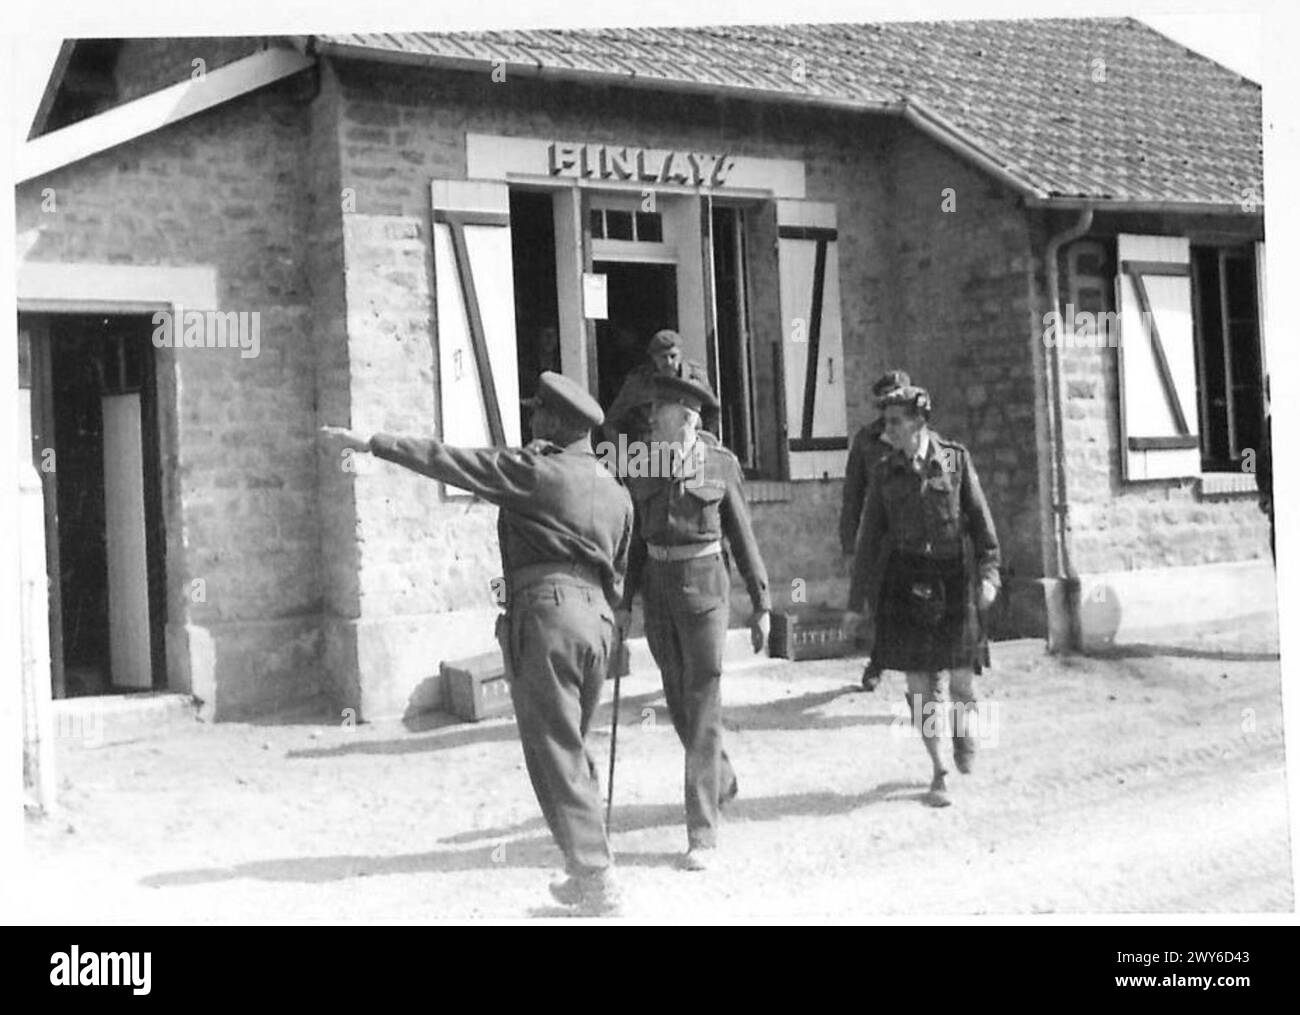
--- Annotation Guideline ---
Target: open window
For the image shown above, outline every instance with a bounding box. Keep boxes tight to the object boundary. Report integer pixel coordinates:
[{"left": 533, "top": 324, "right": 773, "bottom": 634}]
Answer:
[
  {"left": 1112, "top": 233, "right": 1266, "bottom": 480},
  {"left": 1190, "top": 242, "right": 1265, "bottom": 472},
  {"left": 706, "top": 202, "right": 757, "bottom": 469}
]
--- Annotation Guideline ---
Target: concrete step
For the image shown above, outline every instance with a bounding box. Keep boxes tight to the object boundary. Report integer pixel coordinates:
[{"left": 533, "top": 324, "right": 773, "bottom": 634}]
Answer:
[{"left": 51, "top": 692, "right": 198, "bottom": 747}]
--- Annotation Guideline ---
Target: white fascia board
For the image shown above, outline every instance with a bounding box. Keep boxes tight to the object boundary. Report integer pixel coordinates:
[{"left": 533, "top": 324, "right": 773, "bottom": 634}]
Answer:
[{"left": 17, "top": 47, "right": 315, "bottom": 184}]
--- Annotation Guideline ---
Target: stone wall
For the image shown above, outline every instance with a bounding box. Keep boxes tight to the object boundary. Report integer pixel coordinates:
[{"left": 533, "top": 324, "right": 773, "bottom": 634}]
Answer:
[
  {"left": 113, "top": 37, "right": 266, "bottom": 104},
  {"left": 881, "top": 127, "right": 1047, "bottom": 636},
  {"left": 17, "top": 63, "right": 324, "bottom": 718}
]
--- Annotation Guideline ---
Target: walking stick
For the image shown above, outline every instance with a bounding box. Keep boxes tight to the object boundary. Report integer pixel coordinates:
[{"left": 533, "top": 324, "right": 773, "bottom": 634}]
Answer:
[{"left": 606, "top": 630, "right": 629, "bottom": 829}]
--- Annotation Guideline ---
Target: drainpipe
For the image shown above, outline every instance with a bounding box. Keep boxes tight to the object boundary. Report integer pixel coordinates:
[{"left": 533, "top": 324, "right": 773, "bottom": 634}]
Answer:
[{"left": 1043, "top": 206, "right": 1093, "bottom": 650}]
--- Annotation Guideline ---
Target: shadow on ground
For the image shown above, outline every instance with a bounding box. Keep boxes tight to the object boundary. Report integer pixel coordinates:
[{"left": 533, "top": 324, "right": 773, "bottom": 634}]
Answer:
[
  {"left": 1090, "top": 644, "right": 1279, "bottom": 663},
  {"left": 286, "top": 689, "right": 668, "bottom": 759},
  {"left": 139, "top": 781, "right": 928, "bottom": 890},
  {"left": 286, "top": 686, "right": 881, "bottom": 760},
  {"left": 722, "top": 688, "right": 895, "bottom": 732}
]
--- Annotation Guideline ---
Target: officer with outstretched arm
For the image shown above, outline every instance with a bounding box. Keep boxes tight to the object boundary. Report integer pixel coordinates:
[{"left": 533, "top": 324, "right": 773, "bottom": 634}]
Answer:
[{"left": 320, "top": 371, "right": 633, "bottom": 916}]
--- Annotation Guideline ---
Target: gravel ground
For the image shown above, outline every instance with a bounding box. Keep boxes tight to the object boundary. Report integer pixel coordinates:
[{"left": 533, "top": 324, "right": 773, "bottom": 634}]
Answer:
[{"left": 13, "top": 612, "right": 1293, "bottom": 922}]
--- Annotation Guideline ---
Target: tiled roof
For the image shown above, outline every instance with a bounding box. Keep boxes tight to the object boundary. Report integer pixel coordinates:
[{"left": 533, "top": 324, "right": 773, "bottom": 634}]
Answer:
[{"left": 316, "top": 19, "right": 1262, "bottom": 208}]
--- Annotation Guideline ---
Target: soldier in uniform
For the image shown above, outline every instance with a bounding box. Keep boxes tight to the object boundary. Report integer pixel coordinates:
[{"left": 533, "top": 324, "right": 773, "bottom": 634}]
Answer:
[
  {"left": 616, "top": 373, "right": 770, "bottom": 871},
  {"left": 839, "top": 369, "right": 911, "bottom": 690},
  {"left": 843, "top": 385, "right": 1000, "bottom": 808},
  {"left": 602, "top": 329, "right": 713, "bottom": 447},
  {"left": 319, "top": 371, "right": 633, "bottom": 916}
]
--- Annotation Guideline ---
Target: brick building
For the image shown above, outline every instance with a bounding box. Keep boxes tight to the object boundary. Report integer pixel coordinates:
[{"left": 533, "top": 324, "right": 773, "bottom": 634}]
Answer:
[{"left": 14, "top": 20, "right": 1268, "bottom": 720}]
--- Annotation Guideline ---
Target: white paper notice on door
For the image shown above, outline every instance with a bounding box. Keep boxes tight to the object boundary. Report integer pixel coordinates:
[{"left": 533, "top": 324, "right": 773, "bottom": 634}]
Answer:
[{"left": 583, "top": 273, "right": 608, "bottom": 320}]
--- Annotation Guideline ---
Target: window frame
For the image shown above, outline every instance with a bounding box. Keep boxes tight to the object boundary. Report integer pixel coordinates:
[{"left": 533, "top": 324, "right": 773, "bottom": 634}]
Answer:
[
  {"left": 1065, "top": 233, "right": 1265, "bottom": 489},
  {"left": 587, "top": 193, "right": 674, "bottom": 264},
  {"left": 707, "top": 199, "right": 760, "bottom": 473},
  {"left": 1189, "top": 239, "right": 1265, "bottom": 475}
]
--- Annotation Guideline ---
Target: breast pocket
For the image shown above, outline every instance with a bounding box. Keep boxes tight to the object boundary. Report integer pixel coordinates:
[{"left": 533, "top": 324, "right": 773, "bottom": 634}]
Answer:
[
  {"left": 683, "top": 481, "right": 726, "bottom": 535},
  {"left": 923, "top": 475, "right": 960, "bottom": 536}
]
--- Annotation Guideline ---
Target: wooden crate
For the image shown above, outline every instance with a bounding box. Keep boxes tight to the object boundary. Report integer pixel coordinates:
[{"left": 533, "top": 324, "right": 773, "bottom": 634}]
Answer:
[
  {"left": 768, "top": 606, "right": 853, "bottom": 661},
  {"left": 442, "top": 651, "right": 513, "bottom": 722}
]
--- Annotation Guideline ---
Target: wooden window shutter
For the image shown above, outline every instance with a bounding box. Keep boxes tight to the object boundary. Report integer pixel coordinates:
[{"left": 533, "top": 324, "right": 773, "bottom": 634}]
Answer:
[
  {"left": 1116, "top": 234, "right": 1200, "bottom": 480},
  {"left": 430, "top": 180, "right": 523, "bottom": 495},
  {"left": 775, "top": 199, "right": 849, "bottom": 479}
]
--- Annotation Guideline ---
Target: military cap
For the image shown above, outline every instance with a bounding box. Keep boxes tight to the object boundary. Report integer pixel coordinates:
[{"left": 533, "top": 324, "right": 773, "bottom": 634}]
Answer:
[
  {"left": 647, "top": 329, "right": 681, "bottom": 354},
  {"left": 651, "top": 372, "right": 720, "bottom": 413},
  {"left": 877, "top": 383, "right": 932, "bottom": 418},
  {"left": 871, "top": 369, "right": 911, "bottom": 398},
  {"left": 520, "top": 371, "right": 604, "bottom": 427}
]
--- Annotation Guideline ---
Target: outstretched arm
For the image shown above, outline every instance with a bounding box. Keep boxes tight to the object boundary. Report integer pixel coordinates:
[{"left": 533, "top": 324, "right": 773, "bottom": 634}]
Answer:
[{"left": 318, "top": 425, "right": 539, "bottom": 510}]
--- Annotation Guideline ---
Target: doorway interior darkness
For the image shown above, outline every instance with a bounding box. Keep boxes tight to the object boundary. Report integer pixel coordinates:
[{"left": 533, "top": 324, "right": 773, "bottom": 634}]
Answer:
[
  {"left": 508, "top": 188, "right": 562, "bottom": 443},
  {"left": 20, "top": 313, "right": 166, "bottom": 698},
  {"left": 592, "top": 261, "right": 678, "bottom": 411}
]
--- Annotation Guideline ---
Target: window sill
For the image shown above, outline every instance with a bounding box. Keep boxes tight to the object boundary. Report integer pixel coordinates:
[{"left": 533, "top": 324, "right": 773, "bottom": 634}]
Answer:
[{"left": 1199, "top": 472, "right": 1258, "bottom": 495}]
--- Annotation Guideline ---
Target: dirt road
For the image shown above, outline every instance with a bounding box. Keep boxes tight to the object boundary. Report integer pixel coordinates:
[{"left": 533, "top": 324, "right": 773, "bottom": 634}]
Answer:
[{"left": 14, "top": 613, "right": 1292, "bottom": 921}]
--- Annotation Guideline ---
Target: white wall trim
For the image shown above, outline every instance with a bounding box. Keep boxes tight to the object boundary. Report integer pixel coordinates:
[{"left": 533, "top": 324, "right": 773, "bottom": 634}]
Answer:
[
  {"left": 1075, "top": 558, "right": 1276, "bottom": 650},
  {"left": 17, "top": 48, "right": 315, "bottom": 184},
  {"left": 17, "top": 262, "right": 220, "bottom": 312}
]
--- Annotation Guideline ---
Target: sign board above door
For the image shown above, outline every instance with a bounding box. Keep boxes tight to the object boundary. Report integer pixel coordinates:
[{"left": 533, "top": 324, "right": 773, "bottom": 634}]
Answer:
[
  {"left": 466, "top": 133, "right": 806, "bottom": 198},
  {"left": 549, "top": 143, "right": 734, "bottom": 187}
]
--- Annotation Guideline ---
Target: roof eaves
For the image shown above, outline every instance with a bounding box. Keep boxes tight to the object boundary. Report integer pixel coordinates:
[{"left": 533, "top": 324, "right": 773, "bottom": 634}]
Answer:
[
  {"left": 312, "top": 35, "right": 902, "bottom": 115},
  {"left": 27, "top": 39, "right": 79, "bottom": 140},
  {"left": 311, "top": 32, "right": 1258, "bottom": 213},
  {"left": 1024, "top": 194, "right": 1263, "bottom": 216},
  {"left": 902, "top": 97, "right": 1048, "bottom": 199}
]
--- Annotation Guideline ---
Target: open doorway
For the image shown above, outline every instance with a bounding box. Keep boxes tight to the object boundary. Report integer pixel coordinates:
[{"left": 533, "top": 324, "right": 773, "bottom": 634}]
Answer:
[
  {"left": 19, "top": 313, "right": 166, "bottom": 698},
  {"left": 592, "top": 261, "right": 678, "bottom": 410}
]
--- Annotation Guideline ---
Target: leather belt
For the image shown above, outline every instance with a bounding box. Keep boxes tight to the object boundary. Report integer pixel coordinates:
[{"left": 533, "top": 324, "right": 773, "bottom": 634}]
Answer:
[
  {"left": 509, "top": 561, "right": 604, "bottom": 596},
  {"left": 646, "top": 540, "right": 723, "bottom": 562},
  {"left": 895, "top": 544, "right": 961, "bottom": 562}
]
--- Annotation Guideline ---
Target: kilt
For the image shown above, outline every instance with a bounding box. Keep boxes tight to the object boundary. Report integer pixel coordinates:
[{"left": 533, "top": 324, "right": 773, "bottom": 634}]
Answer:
[{"left": 872, "top": 549, "right": 989, "bottom": 673}]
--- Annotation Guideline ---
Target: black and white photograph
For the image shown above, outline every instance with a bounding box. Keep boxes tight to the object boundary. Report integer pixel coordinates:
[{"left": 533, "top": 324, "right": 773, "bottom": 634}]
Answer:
[{"left": 2, "top": 0, "right": 1296, "bottom": 939}]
